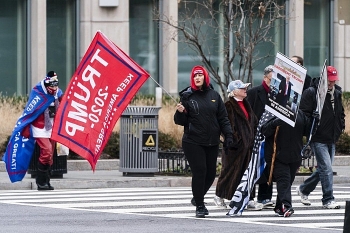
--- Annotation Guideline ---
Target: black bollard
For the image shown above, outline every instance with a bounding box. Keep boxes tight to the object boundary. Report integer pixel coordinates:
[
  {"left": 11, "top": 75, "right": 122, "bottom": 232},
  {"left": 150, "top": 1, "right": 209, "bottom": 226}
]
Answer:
[{"left": 343, "top": 201, "right": 350, "bottom": 232}]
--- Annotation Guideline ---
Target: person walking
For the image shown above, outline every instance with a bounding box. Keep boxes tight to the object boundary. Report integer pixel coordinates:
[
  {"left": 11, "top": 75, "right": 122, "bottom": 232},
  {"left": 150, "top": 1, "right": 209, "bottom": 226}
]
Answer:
[
  {"left": 296, "top": 66, "right": 345, "bottom": 209},
  {"left": 174, "top": 65, "right": 234, "bottom": 218},
  {"left": 21, "top": 71, "right": 63, "bottom": 191},
  {"left": 261, "top": 110, "right": 312, "bottom": 217},
  {"left": 214, "top": 80, "right": 258, "bottom": 209},
  {"left": 246, "top": 65, "right": 275, "bottom": 209}
]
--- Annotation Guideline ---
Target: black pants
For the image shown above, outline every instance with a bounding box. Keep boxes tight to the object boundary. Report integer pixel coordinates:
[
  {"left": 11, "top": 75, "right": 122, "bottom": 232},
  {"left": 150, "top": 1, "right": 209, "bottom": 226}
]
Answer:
[
  {"left": 273, "top": 159, "right": 301, "bottom": 209},
  {"left": 258, "top": 183, "right": 273, "bottom": 201},
  {"left": 182, "top": 141, "right": 218, "bottom": 206},
  {"left": 252, "top": 164, "right": 273, "bottom": 201}
]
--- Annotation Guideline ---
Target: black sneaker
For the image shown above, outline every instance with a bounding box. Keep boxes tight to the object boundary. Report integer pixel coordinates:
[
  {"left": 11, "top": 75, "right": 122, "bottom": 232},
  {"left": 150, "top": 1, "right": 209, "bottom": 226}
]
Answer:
[
  {"left": 191, "top": 198, "right": 207, "bottom": 205},
  {"left": 282, "top": 204, "right": 294, "bottom": 217},
  {"left": 196, "top": 206, "right": 206, "bottom": 218},
  {"left": 274, "top": 208, "right": 284, "bottom": 217},
  {"left": 204, "top": 205, "right": 209, "bottom": 215},
  {"left": 191, "top": 198, "right": 196, "bottom": 206}
]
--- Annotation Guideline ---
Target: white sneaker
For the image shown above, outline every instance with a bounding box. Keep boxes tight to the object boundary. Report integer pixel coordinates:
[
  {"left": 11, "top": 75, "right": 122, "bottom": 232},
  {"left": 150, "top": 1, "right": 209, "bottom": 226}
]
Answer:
[
  {"left": 213, "top": 195, "right": 227, "bottom": 208},
  {"left": 246, "top": 200, "right": 263, "bottom": 211},
  {"left": 258, "top": 199, "right": 275, "bottom": 209},
  {"left": 323, "top": 200, "right": 340, "bottom": 209},
  {"left": 296, "top": 186, "right": 311, "bottom": 206}
]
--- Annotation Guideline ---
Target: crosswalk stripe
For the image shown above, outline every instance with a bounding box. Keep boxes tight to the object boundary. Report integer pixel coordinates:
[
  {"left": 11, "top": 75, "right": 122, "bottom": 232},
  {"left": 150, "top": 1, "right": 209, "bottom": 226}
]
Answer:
[{"left": 0, "top": 185, "right": 347, "bottom": 231}]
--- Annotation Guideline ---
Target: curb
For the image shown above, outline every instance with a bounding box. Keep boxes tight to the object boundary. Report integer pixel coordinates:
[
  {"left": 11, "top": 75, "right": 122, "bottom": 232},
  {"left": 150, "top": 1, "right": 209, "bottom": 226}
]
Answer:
[
  {"left": 0, "top": 156, "right": 348, "bottom": 190},
  {"left": 1, "top": 156, "right": 349, "bottom": 172}
]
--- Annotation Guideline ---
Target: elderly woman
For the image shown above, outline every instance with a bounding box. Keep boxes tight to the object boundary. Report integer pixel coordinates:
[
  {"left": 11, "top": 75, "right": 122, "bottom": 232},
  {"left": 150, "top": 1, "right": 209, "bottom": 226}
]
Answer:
[{"left": 214, "top": 80, "right": 258, "bottom": 208}]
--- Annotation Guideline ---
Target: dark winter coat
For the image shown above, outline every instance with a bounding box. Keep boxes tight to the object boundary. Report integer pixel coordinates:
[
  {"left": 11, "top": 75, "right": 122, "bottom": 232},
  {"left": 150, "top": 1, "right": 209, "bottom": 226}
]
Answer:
[
  {"left": 246, "top": 84, "right": 268, "bottom": 120},
  {"left": 262, "top": 110, "right": 311, "bottom": 164},
  {"left": 174, "top": 85, "right": 233, "bottom": 146},
  {"left": 302, "top": 74, "right": 312, "bottom": 92},
  {"left": 215, "top": 97, "right": 258, "bottom": 200},
  {"left": 299, "top": 78, "right": 345, "bottom": 144}
]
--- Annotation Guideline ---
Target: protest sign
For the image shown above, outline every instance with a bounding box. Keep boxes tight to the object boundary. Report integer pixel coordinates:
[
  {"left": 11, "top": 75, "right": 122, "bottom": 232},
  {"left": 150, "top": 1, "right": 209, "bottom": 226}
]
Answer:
[{"left": 266, "top": 52, "right": 307, "bottom": 127}]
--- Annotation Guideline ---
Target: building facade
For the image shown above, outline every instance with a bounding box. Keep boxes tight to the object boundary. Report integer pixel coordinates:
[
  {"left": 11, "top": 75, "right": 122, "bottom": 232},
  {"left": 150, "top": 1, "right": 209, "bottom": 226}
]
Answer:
[{"left": 0, "top": 0, "right": 349, "bottom": 97}]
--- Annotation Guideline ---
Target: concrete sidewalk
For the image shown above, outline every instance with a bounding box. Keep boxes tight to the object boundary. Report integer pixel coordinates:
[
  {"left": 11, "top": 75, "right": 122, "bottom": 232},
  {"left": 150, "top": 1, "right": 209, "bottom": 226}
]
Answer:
[{"left": 0, "top": 157, "right": 349, "bottom": 190}]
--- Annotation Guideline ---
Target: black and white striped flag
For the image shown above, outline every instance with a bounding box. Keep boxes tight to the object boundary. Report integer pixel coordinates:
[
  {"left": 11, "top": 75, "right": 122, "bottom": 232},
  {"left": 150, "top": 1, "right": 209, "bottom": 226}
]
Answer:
[{"left": 227, "top": 110, "right": 274, "bottom": 216}]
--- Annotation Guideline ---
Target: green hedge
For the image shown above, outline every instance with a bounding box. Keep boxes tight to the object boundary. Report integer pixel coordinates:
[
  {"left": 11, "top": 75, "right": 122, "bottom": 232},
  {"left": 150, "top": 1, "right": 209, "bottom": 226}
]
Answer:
[
  {"left": 336, "top": 132, "right": 350, "bottom": 154},
  {"left": 343, "top": 91, "right": 350, "bottom": 106}
]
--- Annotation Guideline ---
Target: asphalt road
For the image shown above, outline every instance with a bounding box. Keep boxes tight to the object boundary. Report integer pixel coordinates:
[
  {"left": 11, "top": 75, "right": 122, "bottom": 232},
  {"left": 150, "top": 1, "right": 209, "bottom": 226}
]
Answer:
[
  {"left": 0, "top": 186, "right": 347, "bottom": 233},
  {"left": 0, "top": 203, "right": 340, "bottom": 233}
]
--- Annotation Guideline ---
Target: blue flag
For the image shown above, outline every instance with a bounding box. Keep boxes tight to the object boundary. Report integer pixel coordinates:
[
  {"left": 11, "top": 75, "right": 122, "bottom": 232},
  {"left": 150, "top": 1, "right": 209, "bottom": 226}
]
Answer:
[
  {"left": 227, "top": 110, "right": 274, "bottom": 216},
  {"left": 3, "top": 81, "right": 62, "bottom": 183}
]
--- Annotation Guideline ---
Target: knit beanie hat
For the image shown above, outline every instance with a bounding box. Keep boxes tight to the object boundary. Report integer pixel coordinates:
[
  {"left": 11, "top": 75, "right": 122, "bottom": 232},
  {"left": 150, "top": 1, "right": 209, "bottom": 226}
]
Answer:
[
  {"left": 44, "top": 71, "right": 59, "bottom": 87},
  {"left": 190, "top": 65, "right": 210, "bottom": 90}
]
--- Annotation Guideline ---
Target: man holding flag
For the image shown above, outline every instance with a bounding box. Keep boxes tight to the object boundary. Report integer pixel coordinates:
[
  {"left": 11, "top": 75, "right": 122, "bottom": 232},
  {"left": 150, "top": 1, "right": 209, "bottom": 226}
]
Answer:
[
  {"left": 3, "top": 31, "right": 151, "bottom": 188},
  {"left": 296, "top": 66, "right": 345, "bottom": 209},
  {"left": 3, "top": 71, "right": 63, "bottom": 190}
]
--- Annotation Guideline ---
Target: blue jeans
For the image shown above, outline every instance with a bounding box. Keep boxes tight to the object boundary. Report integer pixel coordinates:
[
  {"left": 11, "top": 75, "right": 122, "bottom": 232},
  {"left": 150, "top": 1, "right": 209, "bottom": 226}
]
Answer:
[{"left": 299, "top": 142, "right": 335, "bottom": 205}]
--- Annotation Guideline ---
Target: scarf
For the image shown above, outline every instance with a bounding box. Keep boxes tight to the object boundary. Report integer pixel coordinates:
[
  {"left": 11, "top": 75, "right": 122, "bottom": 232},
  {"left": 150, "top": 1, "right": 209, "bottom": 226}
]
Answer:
[
  {"left": 262, "top": 80, "right": 269, "bottom": 93},
  {"left": 327, "top": 86, "right": 335, "bottom": 111},
  {"left": 234, "top": 97, "right": 249, "bottom": 119}
]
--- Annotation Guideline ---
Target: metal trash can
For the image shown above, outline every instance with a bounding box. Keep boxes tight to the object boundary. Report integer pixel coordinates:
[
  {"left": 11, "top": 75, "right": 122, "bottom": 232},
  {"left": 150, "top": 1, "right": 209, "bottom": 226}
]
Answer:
[
  {"left": 27, "top": 142, "right": 68, "bottom": 178},
  {"left": 119, "top": 106, "right": 161, "bottom": 176}
]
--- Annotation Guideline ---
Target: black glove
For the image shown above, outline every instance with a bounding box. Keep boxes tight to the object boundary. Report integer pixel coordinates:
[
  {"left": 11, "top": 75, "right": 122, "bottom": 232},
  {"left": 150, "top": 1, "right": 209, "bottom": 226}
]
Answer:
[
  {"left": 312, "top": 110, "right": 320, "bottom": 123},
  {"left": 225, "top": 137, "right": 234, "bottom": 149},
  {"left": 271, "top": 117, "right": 283, "bottom": 127},
  {"left": 223, "top": 137, "right": 235, "bottom": 155},
  {"left": 224, "top": 136, "right": 240, "bottom": 151},
  {"left": 229, "top": 139, "right": 241, "bottom": 150},
  {"left": 310, "top": 110, "right": 320, "bottom": 135},
  {"left": 311, "top": 123, "right": 318, "bottom": 135}
]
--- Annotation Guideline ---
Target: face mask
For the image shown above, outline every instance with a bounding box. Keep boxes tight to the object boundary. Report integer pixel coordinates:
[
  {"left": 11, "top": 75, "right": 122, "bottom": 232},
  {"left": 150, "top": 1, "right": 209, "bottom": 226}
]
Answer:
[{"left": 46, "top": 86, "right": 57, "bottom": 95}]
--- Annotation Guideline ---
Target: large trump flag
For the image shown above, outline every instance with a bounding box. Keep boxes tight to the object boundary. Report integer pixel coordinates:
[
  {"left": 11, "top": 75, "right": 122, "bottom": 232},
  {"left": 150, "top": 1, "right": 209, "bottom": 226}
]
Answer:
[{"left": 51, "top": 31, "right": 150, "bottom": 170}]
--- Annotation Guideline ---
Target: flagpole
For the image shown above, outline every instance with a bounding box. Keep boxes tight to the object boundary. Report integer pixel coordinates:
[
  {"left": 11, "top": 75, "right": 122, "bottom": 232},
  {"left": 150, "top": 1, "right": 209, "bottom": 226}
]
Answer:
[
  {"left": 149, "top": 76, "right": 178, "bottom": 104},
  {"left": 301, "top": 118, "right": 316, "bottom": 159},
  {"left": 268, "top": 126, "right": 280, "bottom": 186},
  {"left": 301, "top": 59, "right": 327, "bottom": 159}
]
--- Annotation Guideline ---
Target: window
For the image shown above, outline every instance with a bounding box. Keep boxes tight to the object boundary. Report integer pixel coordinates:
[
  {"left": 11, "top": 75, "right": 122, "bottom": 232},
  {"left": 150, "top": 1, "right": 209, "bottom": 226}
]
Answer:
[
  {"left": 47, "top": 0, "right": 77, "bottom": 90},
  {"left": 177, "top": 0, "right": 220, "bottom": 91},
  {"left": 177, "top": 0, "right": 285, "bottom": 89},
  {"left": 304, "top": 0, "right": 330, "bottom": 77},
  {"left": 129, "top": 0, "right": 159, "bottom": 95},
  {"left": 0, "top": 0, "right": 27, "bottom": 95}
]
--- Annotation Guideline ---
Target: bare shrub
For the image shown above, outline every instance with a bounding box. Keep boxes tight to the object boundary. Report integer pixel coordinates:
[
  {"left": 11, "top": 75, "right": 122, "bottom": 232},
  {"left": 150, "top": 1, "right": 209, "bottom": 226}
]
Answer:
[
  {"left": 345, "top": 105, "right": 350, "bottom": 133},
  {"left": 1, "top": 94, "right": 348, "bottom": 154},
  {"left": 158, "top": 101, "right": 183, "bottom": 147},
  {"left": 0, "top": 96, "right": 27, "bottom": 148}
]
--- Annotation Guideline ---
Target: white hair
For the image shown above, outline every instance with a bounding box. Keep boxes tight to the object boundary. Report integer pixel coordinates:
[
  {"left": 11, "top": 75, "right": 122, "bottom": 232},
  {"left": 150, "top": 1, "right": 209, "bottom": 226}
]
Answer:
[{"left": 228, "top": 91, "right": 235, "bottom": 98}]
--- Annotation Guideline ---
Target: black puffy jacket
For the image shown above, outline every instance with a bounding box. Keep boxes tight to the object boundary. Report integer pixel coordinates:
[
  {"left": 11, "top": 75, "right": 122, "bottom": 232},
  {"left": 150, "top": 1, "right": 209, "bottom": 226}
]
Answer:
[{"left": 174, "top": 86, "right": 233, "bottom": 146}]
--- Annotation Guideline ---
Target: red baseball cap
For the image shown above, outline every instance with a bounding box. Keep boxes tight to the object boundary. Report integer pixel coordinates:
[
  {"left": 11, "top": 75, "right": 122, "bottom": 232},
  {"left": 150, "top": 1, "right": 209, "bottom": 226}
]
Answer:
[{"left": 327, "top": 66, "right": 339, "bottom": 81}]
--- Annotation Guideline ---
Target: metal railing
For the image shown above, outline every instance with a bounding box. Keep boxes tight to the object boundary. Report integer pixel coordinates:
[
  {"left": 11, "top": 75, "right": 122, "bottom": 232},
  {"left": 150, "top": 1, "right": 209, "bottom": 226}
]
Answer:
[
  {"left": 157, "top": 150, "right": 190, "bottom": 175},
  {"left": 157, "top": 149, "right": 317, "bottom": 176}
]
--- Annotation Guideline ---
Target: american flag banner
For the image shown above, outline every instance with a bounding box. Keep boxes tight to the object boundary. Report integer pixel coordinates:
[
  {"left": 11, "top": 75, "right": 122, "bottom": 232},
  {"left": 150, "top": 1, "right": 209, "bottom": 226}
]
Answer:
[{"left": 227, "top": 110, "right": 274, "bottom": 216}]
